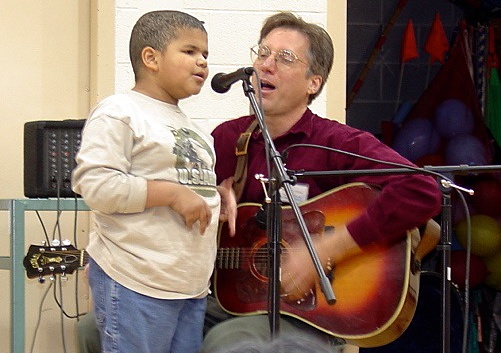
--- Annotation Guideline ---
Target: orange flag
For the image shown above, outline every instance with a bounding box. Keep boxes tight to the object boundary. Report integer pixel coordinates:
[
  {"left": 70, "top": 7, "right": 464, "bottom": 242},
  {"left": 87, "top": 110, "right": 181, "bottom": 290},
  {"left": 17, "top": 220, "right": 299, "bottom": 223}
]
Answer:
[
  {"left": 424, "top": 13, "right": 449, "bottom": 64},
  {"left": 401, "top": 19, "right": 418, "bottom": 63}
]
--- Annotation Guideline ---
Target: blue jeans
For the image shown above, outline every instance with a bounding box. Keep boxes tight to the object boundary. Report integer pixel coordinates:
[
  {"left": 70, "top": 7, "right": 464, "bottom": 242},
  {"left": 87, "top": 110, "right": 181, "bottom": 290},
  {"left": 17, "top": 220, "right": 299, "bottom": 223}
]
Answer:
[{"left": 88, "top": 258, "right": 207, "bottom": 353}]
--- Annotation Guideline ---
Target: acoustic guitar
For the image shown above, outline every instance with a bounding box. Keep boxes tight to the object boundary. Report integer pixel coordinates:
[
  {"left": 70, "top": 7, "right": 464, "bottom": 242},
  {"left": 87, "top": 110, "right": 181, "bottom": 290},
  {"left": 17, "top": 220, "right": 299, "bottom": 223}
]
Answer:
[{"left": 214, "top": 182, "right": 421, "bottom": 348}]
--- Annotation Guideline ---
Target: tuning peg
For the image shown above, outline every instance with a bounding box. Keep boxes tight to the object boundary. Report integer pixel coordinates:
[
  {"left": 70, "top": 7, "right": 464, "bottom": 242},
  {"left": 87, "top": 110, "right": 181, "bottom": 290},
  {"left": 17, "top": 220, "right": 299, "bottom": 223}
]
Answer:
[
  {"left": 62, "top": 239, "right": 71, "bottom": 246},
  {"left": 38, "top": 276, "right": 45, "bottom": 284},
  {"left": 61, "top": 273, "right": 68, "bottom": 282},
  {"left": 51, "top": 239, "right": 60, "bottom": 246}
]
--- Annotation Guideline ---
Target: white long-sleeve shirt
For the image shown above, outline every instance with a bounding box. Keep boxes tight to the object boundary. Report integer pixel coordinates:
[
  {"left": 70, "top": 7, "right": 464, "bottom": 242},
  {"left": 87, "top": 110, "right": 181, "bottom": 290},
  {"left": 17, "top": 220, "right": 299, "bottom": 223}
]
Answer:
[{"left": 72, "top": 91, "right": 220, "bottom": 299}]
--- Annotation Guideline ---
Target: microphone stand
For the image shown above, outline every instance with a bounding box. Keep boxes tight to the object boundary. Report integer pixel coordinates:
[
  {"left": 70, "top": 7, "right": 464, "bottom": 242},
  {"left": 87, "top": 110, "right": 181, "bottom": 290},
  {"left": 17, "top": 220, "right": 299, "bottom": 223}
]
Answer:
[
  {"left": 439, "top": 181, "right": 452, "bottom": 353},
  {"left": 239, "top": 79, "right": 336, "bottom": 338},
  {"left": 291, "top": 163, "right": 501, "bottom": 353}
]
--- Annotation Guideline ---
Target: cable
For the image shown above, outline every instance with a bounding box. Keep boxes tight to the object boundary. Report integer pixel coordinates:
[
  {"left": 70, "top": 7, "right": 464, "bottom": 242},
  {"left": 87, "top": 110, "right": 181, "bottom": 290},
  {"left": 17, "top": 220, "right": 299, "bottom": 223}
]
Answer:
[
  {"left": 282, "top": 143, "right": 453, "bottom": 182},
  {"left": 456, "top": 190, "right": 471, "bottom": 353},
  {"left": 73, "top": 195, "right": 82, "bottom": 322},
  {"left": 57, "top": 276, "right": 69, "bottom": 353},
  {"left": 29, "top": 281, "right": 53, "bottom": 353},
  {"left": 32, "top": 186, "right": 88, "bottom": 353},
  {"left": 35, "top": 210, "right": 50, "bottom": 244}
]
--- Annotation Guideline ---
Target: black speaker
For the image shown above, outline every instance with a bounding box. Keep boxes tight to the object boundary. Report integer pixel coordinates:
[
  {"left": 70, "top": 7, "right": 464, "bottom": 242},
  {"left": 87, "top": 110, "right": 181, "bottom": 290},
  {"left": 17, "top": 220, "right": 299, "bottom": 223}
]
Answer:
[{"left": 24, "top": 119, "right": 85, "bottom": 198}]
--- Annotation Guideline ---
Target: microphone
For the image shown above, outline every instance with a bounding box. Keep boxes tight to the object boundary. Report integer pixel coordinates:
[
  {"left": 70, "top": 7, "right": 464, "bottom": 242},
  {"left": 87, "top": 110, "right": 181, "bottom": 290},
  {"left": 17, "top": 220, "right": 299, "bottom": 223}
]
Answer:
[{"left": 211, "top": 67, "right": 254, "bottom": 94}]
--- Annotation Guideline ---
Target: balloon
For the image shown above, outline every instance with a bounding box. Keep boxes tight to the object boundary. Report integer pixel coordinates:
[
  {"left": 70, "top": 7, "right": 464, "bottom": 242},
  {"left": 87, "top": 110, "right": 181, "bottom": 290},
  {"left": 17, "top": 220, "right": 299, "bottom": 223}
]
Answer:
[
  {"left": 445, "top": 134, "right": 488, "bottom": 166},
  {"left": 434, "top": 98, "right": 475, "bottom": 139},
  {"left": 455, "top": 214, "right": 501, "bottom": 257},
  {"left": 450, "top": 250, "right": 487, "bottom": 290},
  {"left": 415, "top": 153, "right": 446, "bottom": 167},
  {"left": 483, "top": 251, "right": 501, "bottom": 291},
  {"left": 470, "top": 178, "right": 501, "bottom": 217},
  {"left": 392, "top": 117, "right": 441, "bottom": 162}
]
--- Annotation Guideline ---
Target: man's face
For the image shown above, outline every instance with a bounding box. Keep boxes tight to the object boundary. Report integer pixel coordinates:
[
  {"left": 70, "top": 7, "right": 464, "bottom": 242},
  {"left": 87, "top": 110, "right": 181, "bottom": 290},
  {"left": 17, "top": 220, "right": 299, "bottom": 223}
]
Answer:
[{"left": 252, "top": 28, "right": 320, "bottom": 118}]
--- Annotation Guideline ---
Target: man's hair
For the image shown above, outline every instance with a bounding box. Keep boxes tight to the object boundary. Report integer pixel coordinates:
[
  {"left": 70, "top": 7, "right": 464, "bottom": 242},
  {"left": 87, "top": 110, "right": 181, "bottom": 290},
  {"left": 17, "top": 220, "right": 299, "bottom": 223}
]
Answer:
[
  {"left": 259, "top": 12, "right": 334, "bottom": 104},
  {"left": 129, "top": 10, "right": 206, "bottom": 79}
]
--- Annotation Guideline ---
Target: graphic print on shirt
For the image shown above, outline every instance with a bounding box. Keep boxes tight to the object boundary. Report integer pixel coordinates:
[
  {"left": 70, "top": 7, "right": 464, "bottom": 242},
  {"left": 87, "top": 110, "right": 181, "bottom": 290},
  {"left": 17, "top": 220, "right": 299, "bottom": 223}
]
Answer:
[{"left": 170, "top": 127, "right": 217, "bottom": 197}]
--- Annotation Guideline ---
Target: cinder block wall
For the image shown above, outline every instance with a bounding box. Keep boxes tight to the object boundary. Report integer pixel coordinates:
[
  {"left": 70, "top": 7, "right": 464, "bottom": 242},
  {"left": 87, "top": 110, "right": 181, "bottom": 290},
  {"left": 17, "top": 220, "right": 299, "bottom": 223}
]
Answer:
[{"left": 114, "top": 1, "right": 328, "bottom": 135}]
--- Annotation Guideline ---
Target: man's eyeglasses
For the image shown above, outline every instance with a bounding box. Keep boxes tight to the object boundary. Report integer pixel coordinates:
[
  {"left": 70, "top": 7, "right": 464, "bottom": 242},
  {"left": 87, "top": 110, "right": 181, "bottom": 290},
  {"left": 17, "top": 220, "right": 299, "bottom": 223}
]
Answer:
[{"left": 250, "top": 45, "right": 307, "bottom": 68}]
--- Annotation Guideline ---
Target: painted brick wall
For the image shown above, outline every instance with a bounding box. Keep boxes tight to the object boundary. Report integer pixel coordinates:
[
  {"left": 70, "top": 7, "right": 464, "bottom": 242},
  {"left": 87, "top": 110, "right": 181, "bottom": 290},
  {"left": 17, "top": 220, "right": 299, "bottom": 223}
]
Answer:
[
  {"left": 346, "top": 0, "right": 463, "bottom": 135},
  {"left": 114, "top": 1, "right": 328, "bottom": 135}
]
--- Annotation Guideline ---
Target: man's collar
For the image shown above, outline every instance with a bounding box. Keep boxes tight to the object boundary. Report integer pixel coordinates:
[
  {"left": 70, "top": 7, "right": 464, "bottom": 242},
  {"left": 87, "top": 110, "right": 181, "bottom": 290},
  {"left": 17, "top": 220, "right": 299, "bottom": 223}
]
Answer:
[
  {"left": 250, "top": 108, "right": 314, "bottom": 140},
  {"left": 286, "top": 108, "right": 314, "bottom": 138}
]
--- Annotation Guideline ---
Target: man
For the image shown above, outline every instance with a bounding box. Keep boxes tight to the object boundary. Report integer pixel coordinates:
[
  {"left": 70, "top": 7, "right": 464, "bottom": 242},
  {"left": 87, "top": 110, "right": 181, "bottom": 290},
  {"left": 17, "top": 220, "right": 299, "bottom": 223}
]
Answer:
[{"left": 202, "top": 11, "right": 442, "bottom": 353}]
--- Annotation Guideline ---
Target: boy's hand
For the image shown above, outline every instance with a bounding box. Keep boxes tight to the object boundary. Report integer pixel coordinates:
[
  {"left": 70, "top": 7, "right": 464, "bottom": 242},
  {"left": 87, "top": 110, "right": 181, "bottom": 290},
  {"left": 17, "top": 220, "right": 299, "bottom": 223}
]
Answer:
[
  {"left": 169, "top": 185, "right": 212, "bottom": 235},
  {"left": 146, "top": 180, "right": 212, "bottom": 235}
]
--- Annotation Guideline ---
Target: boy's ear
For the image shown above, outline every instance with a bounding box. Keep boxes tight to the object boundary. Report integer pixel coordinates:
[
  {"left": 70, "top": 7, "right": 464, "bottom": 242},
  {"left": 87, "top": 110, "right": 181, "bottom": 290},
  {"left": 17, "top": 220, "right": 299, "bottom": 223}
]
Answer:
[{"left": 142, "top": 46, "right": 159, "bottom": 71}]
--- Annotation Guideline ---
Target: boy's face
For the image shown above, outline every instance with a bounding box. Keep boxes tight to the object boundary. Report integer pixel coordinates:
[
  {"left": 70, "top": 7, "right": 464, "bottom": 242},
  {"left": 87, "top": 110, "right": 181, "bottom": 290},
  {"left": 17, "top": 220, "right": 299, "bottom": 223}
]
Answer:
[{"left": 153, "top": 28, "right": 209, "bottom": 104}]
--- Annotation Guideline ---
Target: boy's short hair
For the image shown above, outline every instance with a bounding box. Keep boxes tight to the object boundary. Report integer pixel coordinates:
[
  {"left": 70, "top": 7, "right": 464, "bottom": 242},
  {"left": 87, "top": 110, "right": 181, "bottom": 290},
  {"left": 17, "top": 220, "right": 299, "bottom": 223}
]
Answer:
[{"left": 129, "top": 10, "right": 206, "bottom": 79}]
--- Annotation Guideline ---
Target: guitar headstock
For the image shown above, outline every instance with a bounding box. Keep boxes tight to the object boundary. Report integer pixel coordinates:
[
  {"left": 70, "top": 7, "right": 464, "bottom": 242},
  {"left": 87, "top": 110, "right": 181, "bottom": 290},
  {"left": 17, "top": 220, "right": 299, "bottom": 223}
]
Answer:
[{"left": 23, "top": 244, "right": 85, "bottom": 279}]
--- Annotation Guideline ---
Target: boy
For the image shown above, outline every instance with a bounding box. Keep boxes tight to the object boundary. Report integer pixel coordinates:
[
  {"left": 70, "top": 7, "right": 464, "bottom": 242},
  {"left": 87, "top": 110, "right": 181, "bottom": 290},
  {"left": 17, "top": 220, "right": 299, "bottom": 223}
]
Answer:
[{"left": 72, "top": 10, "right": 236, "bottom": 353}]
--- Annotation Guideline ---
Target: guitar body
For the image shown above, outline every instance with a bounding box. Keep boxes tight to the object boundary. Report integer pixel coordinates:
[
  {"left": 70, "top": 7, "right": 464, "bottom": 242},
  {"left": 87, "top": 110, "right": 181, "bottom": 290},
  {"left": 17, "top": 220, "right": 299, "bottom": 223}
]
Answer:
[{"left": 214, "top": 183, "right": 420, "bottom": 347}]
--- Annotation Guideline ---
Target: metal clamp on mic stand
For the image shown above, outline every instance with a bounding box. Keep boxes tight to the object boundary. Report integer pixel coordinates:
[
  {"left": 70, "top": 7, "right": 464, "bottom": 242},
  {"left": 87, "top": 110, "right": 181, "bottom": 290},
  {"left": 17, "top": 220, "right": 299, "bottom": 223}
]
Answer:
[{"left": 239, "top": 77, "right": 336, "bottom": 338}]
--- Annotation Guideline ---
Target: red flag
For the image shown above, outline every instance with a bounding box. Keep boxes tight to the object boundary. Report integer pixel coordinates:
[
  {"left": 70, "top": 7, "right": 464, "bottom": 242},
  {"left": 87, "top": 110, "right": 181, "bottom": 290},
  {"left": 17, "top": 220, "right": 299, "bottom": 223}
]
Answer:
[
  {"left": 424, "top": 13, "right": 449, "bottom": 64},
  {"left": 488, "top": 25, "right": 499, "bottom": 69},
  {"left": 401, "top": 19, "right": 418, "bottom": 63}
]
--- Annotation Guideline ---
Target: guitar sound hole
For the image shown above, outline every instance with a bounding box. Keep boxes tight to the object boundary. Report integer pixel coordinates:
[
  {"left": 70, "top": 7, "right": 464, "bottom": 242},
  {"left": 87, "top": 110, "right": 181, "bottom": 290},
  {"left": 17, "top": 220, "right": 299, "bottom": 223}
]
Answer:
[
  {"left": 249, "top": 242, "right": 270, "bottom": 282},
  {"left": 250, "top": 242, "right": 287, "bottom": 282}
]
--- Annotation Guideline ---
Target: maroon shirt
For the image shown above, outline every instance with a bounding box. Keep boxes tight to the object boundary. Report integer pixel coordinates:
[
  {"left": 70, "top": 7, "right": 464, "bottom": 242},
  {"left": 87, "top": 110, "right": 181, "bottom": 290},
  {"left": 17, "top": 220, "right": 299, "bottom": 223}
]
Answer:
[{"left": 212, "top": 109, "right": 441, "bottom": 247}]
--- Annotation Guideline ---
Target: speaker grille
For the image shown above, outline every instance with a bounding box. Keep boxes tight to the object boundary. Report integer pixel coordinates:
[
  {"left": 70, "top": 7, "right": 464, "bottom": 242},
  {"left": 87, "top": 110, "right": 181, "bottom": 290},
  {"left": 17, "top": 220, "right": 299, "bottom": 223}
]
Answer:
[{"left": 24, "top": 120, "right": 85, "bottom": 198}]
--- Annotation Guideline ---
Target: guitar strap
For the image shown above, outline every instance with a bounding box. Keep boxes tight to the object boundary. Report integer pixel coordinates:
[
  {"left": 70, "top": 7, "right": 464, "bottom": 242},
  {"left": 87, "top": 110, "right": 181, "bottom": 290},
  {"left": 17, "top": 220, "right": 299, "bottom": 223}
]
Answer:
[
  {"left": 413, "top": 218, "right": 441, "bottom": 272},
  {"left": 233, "top": 119, "right": 258, "bottom": 202}
]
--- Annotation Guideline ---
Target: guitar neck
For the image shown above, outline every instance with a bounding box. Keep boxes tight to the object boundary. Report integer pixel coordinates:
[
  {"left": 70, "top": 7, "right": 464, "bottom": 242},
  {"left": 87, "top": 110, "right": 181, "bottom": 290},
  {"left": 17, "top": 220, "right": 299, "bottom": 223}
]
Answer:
[
  {"left": 23, "top": 244, "right": 89, "bottom": 278},
  {"left": 215, "top": 247, "right": 250, "bottom": 270}
]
